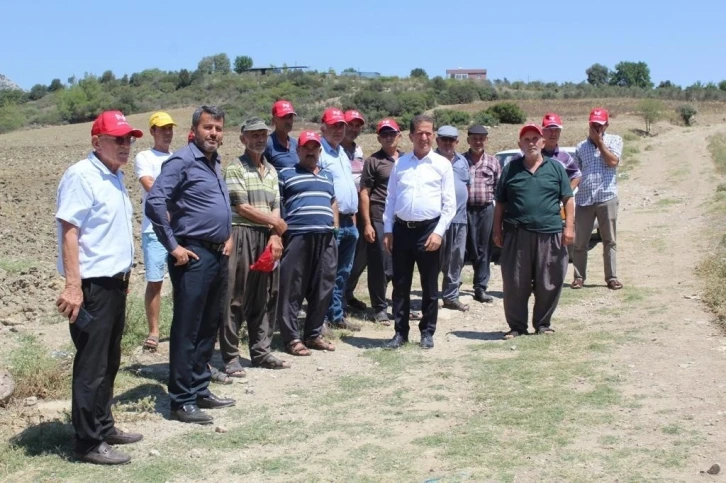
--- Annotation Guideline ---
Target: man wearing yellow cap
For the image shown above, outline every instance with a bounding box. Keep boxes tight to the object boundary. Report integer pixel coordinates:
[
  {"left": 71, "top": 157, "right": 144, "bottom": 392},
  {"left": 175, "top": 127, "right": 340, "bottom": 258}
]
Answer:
[{"left": 134, "top": 111, "right": 176, "bottom": 351}]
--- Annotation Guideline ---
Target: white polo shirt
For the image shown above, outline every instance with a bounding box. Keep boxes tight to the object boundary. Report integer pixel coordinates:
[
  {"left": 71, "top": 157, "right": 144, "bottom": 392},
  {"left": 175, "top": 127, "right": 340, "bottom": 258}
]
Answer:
[
  {"left": 134, "top": 148, "right": 172, "bottom": 233},
  {"left": 56, "top": 153, "right": 134, "bottom": 279}
]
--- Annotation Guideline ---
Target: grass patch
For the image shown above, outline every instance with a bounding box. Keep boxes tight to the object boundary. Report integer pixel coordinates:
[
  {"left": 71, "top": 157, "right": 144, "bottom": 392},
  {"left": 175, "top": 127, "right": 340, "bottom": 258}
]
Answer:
[
  {"left": 622, "top": 132, "right": 638, "bottom": 142},
  {"left": 0, "top": 257, "right": 37, "bottom": 274},
  {"left": 655, "top": 197, "right": 681, "bottom": 207},
  {"left": 8, "top": 335, "right": 71, "bottom": 400},
  {"left": 707, "top": 133, "right": 726, "bottom": 174},
  {"left": 121, "top": 294, "right": 173, "bottom": 355},
  {"left": 620, "top": 144, "right": 641, "bottom": 175}
]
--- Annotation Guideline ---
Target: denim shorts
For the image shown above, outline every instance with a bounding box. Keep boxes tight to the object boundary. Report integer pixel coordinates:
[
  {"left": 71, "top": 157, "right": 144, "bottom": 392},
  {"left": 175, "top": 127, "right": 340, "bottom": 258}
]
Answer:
[{"left": 142, "top": 232, "right": 167, "bottom": 282}]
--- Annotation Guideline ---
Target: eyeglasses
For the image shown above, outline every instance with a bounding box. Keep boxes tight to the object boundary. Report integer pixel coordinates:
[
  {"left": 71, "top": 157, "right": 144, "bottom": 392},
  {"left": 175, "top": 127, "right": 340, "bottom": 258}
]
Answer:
[
  {"left": 100, "top": 135, "right": 136, "bottom": 145},
  {"left": 378, "top": 131, "right": 399, "bottom": 139}
]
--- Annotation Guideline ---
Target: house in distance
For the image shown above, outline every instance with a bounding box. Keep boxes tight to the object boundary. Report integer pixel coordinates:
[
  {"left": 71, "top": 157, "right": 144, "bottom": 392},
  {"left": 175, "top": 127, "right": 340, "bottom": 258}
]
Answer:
[{"left": 446, "top": 68, "right": 488, "bottom": 82}]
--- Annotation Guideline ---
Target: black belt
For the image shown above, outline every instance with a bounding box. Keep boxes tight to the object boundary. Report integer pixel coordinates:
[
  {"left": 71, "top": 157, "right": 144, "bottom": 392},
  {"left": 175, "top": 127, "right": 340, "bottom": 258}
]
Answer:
[
  {"left": 468, "top": 202, "right": 493, "bottom": 208},
  {"left": 339, "top": 213, "right": 355, "bottom": 220},
  {"left": 394, "top": 216, "right": 438, "bottom": 229},
  {"left": 112, "top": 271, "right": 131, "bottom": 282},
  {"left": 176, "top": 237, "right": 224, "bottom": 253}
]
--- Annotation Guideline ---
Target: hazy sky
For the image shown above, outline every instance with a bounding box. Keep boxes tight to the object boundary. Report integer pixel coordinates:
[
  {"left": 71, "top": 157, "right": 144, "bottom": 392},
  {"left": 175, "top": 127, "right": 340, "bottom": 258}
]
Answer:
[{"left": 3, "top": 0, "right": 724, "bottom": 89}]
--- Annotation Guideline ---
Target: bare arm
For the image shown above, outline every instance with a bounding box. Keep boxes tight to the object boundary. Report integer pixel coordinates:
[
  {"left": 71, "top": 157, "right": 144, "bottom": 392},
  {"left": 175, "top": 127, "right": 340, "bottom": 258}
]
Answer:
[
  {"left": 562, "top": 197, "right": 575, "bottom": 245},
  {"left": 56, "top": 221, "right": 83, "bottom": 322},
  {"left": 332, "top": 199, "right": 339, "bottom": 228},
  {"left": 492, "top": 202, "right": 506, "bottom": 248},
  {"left": 599, "top": 143, "right": 620, "bottom": 167},
  {"left": 570, "top": 177, "right": 581, "bottom": 190},
  {"left": 139, "top": 176, "right": 154, "bottom": 193}
]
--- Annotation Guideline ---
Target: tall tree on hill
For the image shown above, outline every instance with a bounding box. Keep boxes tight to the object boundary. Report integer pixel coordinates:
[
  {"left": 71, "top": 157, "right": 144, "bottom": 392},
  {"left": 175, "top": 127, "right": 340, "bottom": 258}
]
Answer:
[
  {"left": 212, "top": 53, "right": 231, "bottom": 74},
  {"left": 585, "top": 63, "right": 609, "bottom": 86},
  {"left": 234, "top": 55, "right": 253, "bottom": 74},
  {"left": 609, "top": 61, "right": 653, "bottom": 89},
  {"left": 49, "top": 78, "right": 64, "bottom": 91},
  {"left": 410, "top": 68, "right": 428, "bottom": 79}
]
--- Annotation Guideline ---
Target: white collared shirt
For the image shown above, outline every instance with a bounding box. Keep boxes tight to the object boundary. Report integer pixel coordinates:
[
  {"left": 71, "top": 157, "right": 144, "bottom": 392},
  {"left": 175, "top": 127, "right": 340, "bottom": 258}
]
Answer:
[
  {"left": 56, "top": 153, "right": 134, "bottom": 278},
  {"left": 383, "top": 149, "right": 456, "bottom": 237},
  {"left": 134, "top": 148, "right": 172, "bottom": 233}
]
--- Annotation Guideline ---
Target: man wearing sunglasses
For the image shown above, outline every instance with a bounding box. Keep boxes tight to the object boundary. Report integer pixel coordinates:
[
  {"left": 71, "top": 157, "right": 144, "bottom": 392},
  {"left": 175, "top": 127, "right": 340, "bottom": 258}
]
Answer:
[
  {"left": 146, "top": 105, "right": 235, "bottom": 426},
  {"left": 55, "top": 110, "right": 143, "bottom": 465}
]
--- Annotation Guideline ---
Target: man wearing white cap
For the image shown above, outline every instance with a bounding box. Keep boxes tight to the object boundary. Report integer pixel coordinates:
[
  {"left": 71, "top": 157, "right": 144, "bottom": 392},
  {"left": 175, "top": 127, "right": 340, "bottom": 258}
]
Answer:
[
  {"left": 493, "top": 124, "right": 574, "bottom": 339},
  {"left": 135, "top": 111, "right": 176, "bottom": 351}
]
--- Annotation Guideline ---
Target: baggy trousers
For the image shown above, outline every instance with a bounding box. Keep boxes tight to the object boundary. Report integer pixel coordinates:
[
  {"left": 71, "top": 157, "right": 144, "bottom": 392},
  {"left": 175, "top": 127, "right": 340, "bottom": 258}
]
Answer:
[
  {"left": 572, "top": 196, "right": 618, "bottom": 282},
  {"left": 467, "top": 203, "right": 495, "bottom": 292},
  {"left": 500, "top": 226, "right": 568, "bottom": 333},
  {"left": 219, "top": 225, "right": 279, "bottom": 365},
  {"left": 168, "top": 243, "right": 228, "bottom": 410},
  {"left": 277, "top": 232, "right": 337, "bottom": 344},
  {"left": 440, "top": 223, "right": 467, "bottom": 301},
  {"left": 70, "top": 276, "right": 127, "bottom": 453}
]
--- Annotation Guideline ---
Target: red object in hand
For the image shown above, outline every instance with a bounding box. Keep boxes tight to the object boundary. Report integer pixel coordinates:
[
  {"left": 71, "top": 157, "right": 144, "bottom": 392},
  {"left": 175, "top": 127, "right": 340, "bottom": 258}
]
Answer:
[{"left": 250, "top": 245, "right": 278, "bottom": 272}]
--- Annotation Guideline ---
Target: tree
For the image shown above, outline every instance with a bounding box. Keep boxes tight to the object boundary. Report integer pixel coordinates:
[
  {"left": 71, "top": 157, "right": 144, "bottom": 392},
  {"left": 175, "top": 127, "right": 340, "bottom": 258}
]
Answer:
[
  {"left": 198, "top": 56, "right": 215, "bottom": 75},
  {"left": 342, "top": 67, "right": 357, "bottom": 73},
  {"left": 658, "top": 80, "right": 674, "bottom": 89},
  {"left": 233, "top": 55, "right": 253, "bottom": 73},
  {"left": 28, "top": 84, "right": 48, "bottom": 100},
  {"left": 49, "top": 78, "right": 64, "bottom": 92},
  {"left": 635, "top": 99, "right": 665, "bottom": 134},
  {"left": 719, "top": 80, "right": 726, "bottom": 92},
  {"left": 677, "top": 105, "right": 697, "bottom": 126},
  {"left": 410, "top": 68, "right": 428, "bottom": 79},
  {"left": 99, "top": 70, "right": 116, "bottom": 84},
  {"left": 486, "top": 102, "right": 526, "bottom": 124},
  {"left": 177, "top": 69, "right": 192, "bottom": 89},
  {"left": 609, "top": 61, "right": 653, "bottom": 88},
  {"left": 212, "top": 53, "right": 231, "bottom": 74},
  {"left": 585, "top": 63, "right": 609, "bottom": 86}
]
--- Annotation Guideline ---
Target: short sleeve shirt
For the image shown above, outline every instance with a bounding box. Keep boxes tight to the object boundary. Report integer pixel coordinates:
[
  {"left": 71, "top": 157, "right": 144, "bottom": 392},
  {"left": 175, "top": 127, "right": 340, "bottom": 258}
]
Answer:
[
  {"left": 361, "top": 149, "right": 401, "bottom": 221},
  {"left": 134, "top": 148, "right": 172, "bottom": 233},
  {"left": 264, "top": 134, "right": 299, "bottom": 172},
  {"left": 278, "top": 164, "right": 336, "bottom": 234},
  {"left": 225, "top": 154, "right": 280, "bottom": 227}
]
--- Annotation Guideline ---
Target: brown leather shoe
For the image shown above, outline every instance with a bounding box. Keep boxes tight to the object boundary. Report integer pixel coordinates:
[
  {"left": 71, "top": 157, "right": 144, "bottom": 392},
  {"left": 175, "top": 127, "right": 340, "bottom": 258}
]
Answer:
[
  {"left": 75, "top": 442, "right": 131, "bottom": 465},
  {"left": 104, "top": 428, "right": 143, "bottom": 445},
  {"left": 442, "top": 299, "right": 469, "bottom": 312}
]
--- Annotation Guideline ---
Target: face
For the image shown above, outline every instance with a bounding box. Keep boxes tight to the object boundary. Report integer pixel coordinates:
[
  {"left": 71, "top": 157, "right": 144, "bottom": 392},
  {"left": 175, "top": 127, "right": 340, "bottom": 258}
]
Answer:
[
  {"left": 344, "top": 119, "right": 364, "bottom": 142},
  {"left": 409, "top": 121, "right": 435, "bottom": 153},
  {"left": 589, "top": 122, "right": 607, "bottom": 136},
  {"left": 193, "top": 112, "right": 224, "bottom": 154},
  {"left": 151, "top": 125, "right": 174, "bottom": 149},
  {"left": 518, "top": 131, "right": 545, "bottom": 157},
  {"left": 436, "top": 136, "right": 459, "bottom": 157},
  {"left": 241, "top": 129, "right": 268, "bottom": 154},
  {"left": 297, "top": 141, "right": 322, "bottom": 164},
  {"left": 273, "top": 114, "right": 295, "bottom": 134},
  {"left": 321, "top": 122, "right": 346, "bottom": 145},
  {"left": 377, "top": 130, "right": 401, "bottom": 150},
  {"left": 467, "top": 134, "right": 488, "bottom": 154},
  {"left": 92, "top": 134, "right": 135, "bottom": 168},
  {"left": 542, "top": 127, "right": 561, "bottom": 148}
]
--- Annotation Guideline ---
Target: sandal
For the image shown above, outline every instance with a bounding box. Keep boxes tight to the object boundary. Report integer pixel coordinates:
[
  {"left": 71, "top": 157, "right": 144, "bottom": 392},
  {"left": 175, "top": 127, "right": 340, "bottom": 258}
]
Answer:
[
  {"left": 253, "top": 354, "right": 291, "bottom": 370},
  {"left": 142, "top": 335, "right": 159, "bottom": 351},
  {"left": 209, "top": 365, "right": 233, "bottom": 385},
  {"left": 503, "top": 330, "right": 523, "bottom": 340},
  {"left": 570, "top": 278, "right": 584, "bottom": 289},
  {"left": 536, "top": 327, "right": 555, "bottom": 335},
  {"left": 607, "top": 279, "right": 623, "bottom": 290},
  {"left": 224, "top": 358, "right": 247, "bottom": 378},
  {"left": 304, "top": 336, "right": 336, "bottom": 352},
  {"left": 409, "top": 311, "right": 423, "bottom": 320},
  {"left": 286, "top": 340, "right": 311, "bottom": 357}
]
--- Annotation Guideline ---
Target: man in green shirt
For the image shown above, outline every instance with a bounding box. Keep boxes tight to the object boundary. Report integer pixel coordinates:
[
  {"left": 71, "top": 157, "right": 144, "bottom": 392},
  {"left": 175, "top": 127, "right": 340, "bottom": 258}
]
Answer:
[
  {"left": 493, "top": 124, "right": 574, "bottom": 339},
  {"left": 220, "top": 117, "right": 289, "bottom": 375}
]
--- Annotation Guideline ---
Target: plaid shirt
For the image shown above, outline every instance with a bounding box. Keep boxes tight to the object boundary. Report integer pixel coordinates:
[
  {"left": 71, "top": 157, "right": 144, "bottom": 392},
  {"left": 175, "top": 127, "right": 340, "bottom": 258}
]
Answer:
[
  {"left": 574, "top": 133, "right": 623, "bottom": 206},
  {"left": 224, "top": 153, "right": 280, "bottom": 227},
  {"left": 464, "top": 150, "right": 500, "bottom": 205}
]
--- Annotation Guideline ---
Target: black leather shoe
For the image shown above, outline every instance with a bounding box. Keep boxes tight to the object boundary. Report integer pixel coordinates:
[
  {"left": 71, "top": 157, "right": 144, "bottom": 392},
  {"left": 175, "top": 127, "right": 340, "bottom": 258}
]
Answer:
[
  {"left": 170, "top": 404, "right": 214, "bottom": 425},
  {"left": 74, "top": 442, "right": 130, "bottom": 465},
  {"left": 197, "top": 393, "right": 236, "bottom": 409},
  {"left": 104, "top": 428, "right": 143, "bottom": 445},
  {"left": 384, "top": 334, "right": 408, "bottom": 349},
  {"left": 330, "top": 318, "right": 362, "bottom": 332},
  {"left": 420, "top": 335, "right": 434, "bottom": 349},
  {"left": 474, "top": 291, "right": 494, "bottom": 303},
  {"left": 347, "top": 297, "right": 367, "bottom": 311},
  {"left": 442, "top": 299, "right": 469, "bottom": 312}
]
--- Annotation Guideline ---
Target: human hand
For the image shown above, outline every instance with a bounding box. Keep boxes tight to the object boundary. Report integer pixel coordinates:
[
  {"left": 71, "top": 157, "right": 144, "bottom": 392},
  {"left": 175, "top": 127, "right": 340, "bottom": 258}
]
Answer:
[
  {"left": 57, "top": 284, "right": 83, "bottom": 323},
  {"left": 268, "top": 235, "right": 283, "bottom": 261},
  {"left": 384, "top": 233, "right": 393, "bottom": 253},
  {"left": 170, "top": 246, "right": 199, "bottom": 266},
  {"left": 364, "top": 224, "right": 376, "bottom": 243},
  {"left": 424, "top": 233, "right": 442, "bottom": 251}
]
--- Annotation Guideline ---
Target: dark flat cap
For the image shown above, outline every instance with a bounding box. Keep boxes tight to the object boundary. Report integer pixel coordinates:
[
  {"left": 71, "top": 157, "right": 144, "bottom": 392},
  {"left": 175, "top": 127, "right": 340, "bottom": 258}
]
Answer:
[{"left": 467, "top": 125, "right": 489, "bottom": 135}]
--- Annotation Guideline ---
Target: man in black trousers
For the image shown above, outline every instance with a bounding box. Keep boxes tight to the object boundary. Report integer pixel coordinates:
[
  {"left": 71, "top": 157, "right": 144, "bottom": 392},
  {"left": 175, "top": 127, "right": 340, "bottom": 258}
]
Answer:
[
  {"left": 382, "top": 114, "right": 456, "bottom": 349},
  {"left": 146, "top": 105, "right": 236, "bottom": 425}
]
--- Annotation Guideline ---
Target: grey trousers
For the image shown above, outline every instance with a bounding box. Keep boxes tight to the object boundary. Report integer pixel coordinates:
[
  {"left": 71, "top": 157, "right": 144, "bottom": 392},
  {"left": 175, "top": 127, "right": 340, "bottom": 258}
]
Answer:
[
  {"left": 219, "top": 225, "right": 279, "bottom": 365},
  {"left": 572, "top": 196, "right": 618, "bottom": 282},
  {"left": 440, "top": 223, "right": 467, "bottom": 301},
  {"left": 500, "top": 226, "right": 568, "bottom": 333}
]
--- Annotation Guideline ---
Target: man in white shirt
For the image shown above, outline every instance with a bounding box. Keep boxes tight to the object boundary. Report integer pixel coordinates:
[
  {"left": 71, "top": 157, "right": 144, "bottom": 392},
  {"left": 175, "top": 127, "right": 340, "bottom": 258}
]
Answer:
[
  {"left": 55, "top": 111, "right": 143, "bottom": 465},
  {"left": 383, "top": 114, "right": 456, "bottom": 349},
  {"left": 134, "top": 111, "right": 176, "bottom": 351}
]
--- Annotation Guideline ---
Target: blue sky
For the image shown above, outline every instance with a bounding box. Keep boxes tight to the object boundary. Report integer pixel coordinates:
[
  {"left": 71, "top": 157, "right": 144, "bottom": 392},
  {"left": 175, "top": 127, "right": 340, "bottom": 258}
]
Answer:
[{"left": 3, "top": 0, "right": 724, "bottom": 90}]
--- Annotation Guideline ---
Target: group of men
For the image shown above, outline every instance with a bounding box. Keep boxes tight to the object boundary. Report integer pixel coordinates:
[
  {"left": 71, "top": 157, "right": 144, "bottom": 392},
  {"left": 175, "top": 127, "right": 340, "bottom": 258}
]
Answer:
[{"left": 54, "top": 101, "right": 622, "bottom": 465}]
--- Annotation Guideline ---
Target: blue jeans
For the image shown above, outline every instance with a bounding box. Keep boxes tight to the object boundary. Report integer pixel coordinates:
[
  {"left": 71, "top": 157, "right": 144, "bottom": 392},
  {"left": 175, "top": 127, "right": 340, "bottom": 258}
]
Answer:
[{"left": 326, "top": 219, "right": 358, "bottom": 322}]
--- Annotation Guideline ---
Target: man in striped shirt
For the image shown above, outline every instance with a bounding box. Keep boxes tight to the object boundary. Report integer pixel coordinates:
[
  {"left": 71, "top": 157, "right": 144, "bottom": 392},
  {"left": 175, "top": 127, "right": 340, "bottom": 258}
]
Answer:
[
  {"left": 220, "top": 117, "right": 289, "bottom": 376},
  {"left": 276, "top": 131, "right": 339, "bottom": 356}
]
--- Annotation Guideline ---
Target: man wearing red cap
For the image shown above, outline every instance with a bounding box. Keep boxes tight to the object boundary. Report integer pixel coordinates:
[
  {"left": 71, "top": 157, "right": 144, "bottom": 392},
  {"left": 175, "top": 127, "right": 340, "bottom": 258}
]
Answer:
[
  {"left": 571, "top": 108, "right": 623, "bottom": 290},
  {"left": 541, "top": 113, "right": 582, "bottom": 190},
  {"left": 55, "top": 110, "right": 143, "bottom": 464},
  {"left": 264, "top": 100, "right": 299, "bottom": 172},
  {"left": 493, "top": 124, "right": 574, "bottom": 339},
  {"left": 276, "top": 131, "right": 339, "bottom": 356},
  {"left": 318, "top": 107, "right": 361, "bottom": 332}
]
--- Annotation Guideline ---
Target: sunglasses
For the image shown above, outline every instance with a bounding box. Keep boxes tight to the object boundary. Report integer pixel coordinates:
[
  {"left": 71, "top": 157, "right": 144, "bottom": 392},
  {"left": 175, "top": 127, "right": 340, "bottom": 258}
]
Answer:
[
  {"left": 378, "top": 131, "right": 399, "bottom": 138},
  {"left": 100, "top": 135, "right": 136, "bottom": 145}
]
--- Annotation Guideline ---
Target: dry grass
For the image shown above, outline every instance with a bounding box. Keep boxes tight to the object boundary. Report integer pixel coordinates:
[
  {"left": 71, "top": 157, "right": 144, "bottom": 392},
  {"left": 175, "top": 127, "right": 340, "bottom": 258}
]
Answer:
[{"left": 8, "top": 335, "right": 71, "bottom": 400}]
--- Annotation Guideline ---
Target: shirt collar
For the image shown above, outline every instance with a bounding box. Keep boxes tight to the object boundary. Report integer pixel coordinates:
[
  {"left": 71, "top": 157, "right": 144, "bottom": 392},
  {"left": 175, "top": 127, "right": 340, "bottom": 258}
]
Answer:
[
  {"left": 412, "top": 149, "right": 433, "bottom": 162},
  {"left": 189, "top": 141, "right": 221, "bottom": 164},
  {"left": 88, "top": 152, "right": 120, "bottom": 177},
  {"left": 321, "top": 137, "right": 342, "bottom": 157},
  {"left": 541, "top": 145, "right": 560, "bottom": 157},
  {"left": 374, "top": 148, "right": 403, "bottom": 162},
  {"left": 271, "top": 132, "right": 292, "bottom": 151}
]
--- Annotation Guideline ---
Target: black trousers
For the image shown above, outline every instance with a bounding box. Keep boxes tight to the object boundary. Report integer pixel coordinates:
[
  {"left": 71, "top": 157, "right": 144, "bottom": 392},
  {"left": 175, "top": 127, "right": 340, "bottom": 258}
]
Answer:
[
  {"left": 467, "top": 203, "right": 495, "bottom": 291},
  {"left": 345, "top": 215, "right": 368, "bottom": 303},
  {"left": 168, "top": 242, "right": 228, "bottom": 410},
  {"left": 277, "top": 232, "right": 337, "bottom": 344},
  {"left": 70, "top": 276, "right": 127, "bottom": 453},
  {"left": 366, "top": 219, "right": 393, "bottom": 313},
  {"left": 391, "top": 218, "right": 440, "bottom": 338}
]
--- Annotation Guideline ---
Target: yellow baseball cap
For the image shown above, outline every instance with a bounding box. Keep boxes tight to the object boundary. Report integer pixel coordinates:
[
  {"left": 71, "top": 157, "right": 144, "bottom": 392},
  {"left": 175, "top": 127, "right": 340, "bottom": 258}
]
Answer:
[{"left": 148, "top": 111, "right": 176, "bottom": 128}]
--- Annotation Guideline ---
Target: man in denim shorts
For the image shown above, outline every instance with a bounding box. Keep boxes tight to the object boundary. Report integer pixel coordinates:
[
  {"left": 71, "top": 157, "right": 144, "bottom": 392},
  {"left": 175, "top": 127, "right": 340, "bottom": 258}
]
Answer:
[{"left": 134, "top": 111, "right": 176, "bottom": 351}]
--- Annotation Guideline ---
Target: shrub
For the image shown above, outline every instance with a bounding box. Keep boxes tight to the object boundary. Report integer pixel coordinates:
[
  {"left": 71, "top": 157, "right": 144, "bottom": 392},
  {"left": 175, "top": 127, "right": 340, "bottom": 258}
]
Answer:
[
  {"left": 433, "top": 109, "right": 471, "bottom": 128},
  {"left": 0, "top": 102, "right": 25, "bottom": 133},
  {"left": 9, "top": 335, "right": 71, "bottom": 400},
  {"left": 635, "top": 98, "right": 665, "bottom": 134},
  {"left": 473, "top": 110, "right": 500, "bottom": 127},
  {"left": 486, "top": 102, "right": 526, "bottom": 124},
  {"left": 677, "top": 105, "right": 697, "bottom": 126}
]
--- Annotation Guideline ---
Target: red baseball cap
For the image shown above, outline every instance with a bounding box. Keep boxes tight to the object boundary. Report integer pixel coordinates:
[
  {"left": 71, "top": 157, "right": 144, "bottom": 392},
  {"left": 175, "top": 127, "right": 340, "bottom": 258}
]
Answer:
[
  {"left": 376, "top": 118, "right": 400, "bottom": 133},
  {"left": 541, "top": 112, "right": 563, "bottom": 129},
  {"left": 298, "top": 130, "right": 322, "bottom": 146},
  {"left": 519, "top": 123, "right": 543, "bottom": 139},
  {"left": 187, "top": 130, "right": 195, "bottom": 142},
  {"left": 344, "top": 110, "right": 365, "bottom": 124},
  {"left": 321, "top": 108, "right": 347, "bottom": 125},
  {"left": 91, "top": 110, "right": 143, "bottom": 138},
  {"left": 589, "top": 108, "right": 609, "bottom": 124},
  {"left": 272, "top": 100, "right": 296, "bottom": 118}
]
